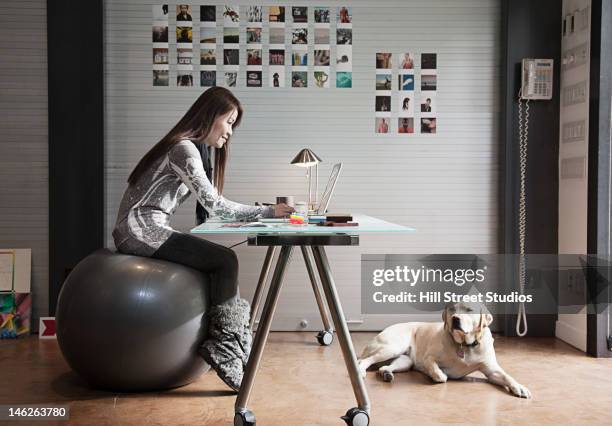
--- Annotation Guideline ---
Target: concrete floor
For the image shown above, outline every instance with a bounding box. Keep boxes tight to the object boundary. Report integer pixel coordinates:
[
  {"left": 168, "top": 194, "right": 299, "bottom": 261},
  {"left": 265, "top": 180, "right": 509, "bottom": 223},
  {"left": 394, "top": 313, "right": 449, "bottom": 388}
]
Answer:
[{"left": 1, "top": 332, "right": 611, "bottom": 425}]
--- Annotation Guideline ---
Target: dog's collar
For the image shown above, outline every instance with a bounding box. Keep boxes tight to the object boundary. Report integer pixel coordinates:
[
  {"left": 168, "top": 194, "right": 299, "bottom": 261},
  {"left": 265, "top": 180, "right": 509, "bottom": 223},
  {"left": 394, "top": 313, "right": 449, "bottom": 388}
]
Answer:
[
  {"left": 464, "top": 339, "right": 480, "bottom": 348},
  {"left": 456, "top": 338, "right": 479, "bottom": 358}
]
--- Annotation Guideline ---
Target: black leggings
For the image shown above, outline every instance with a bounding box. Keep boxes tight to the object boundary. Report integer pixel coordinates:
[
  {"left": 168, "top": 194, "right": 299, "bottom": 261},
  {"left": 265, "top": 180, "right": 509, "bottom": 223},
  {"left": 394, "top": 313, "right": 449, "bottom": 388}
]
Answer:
[{"left": 151, "top": 232, "right": 240, "bottom": 305}]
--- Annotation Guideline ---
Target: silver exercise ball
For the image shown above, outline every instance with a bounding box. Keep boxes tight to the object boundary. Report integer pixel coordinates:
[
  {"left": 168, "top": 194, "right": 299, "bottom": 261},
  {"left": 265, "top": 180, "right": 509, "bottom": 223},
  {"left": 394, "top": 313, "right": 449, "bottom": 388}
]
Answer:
[{"left": 56, "top": 248, "right": 210, "bottom": 391}]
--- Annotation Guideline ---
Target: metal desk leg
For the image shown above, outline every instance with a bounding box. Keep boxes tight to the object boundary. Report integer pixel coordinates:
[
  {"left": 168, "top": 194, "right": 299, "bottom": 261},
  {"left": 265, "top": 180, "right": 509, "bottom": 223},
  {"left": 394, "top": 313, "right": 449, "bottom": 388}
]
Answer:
[
  {"left": 311, "top": 245, "right": 371, "bottom": 424},
  {"left": 235, "top": 246, "right": 294, "bottom": 425},
  {"left": 301, "top": 246, "right": 334, "bottom": 346},
  {"left": 249, "top": 246, "right": 277, "bottom": 331}
]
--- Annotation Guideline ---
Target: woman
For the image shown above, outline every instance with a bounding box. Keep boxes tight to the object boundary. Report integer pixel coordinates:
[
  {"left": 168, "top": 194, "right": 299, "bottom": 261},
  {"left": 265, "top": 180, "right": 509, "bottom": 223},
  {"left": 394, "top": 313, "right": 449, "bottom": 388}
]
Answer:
[{"left": 112, "top": 87, "right": 293, "bottom": 391}]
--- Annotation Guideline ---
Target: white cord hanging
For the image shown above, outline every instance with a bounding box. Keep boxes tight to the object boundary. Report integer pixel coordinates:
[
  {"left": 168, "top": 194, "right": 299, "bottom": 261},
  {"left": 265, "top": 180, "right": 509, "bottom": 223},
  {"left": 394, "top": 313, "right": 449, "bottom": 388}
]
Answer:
[{"left": 516, "top": 88, "right": 529, "bottom": 337}]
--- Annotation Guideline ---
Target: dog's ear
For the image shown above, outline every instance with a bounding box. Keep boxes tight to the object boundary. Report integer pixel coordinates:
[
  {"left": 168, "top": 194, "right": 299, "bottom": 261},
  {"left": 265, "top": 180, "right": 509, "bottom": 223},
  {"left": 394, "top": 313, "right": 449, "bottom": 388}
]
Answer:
[{"left": 479, "top": 312, "right": 493, "bottom": 328}]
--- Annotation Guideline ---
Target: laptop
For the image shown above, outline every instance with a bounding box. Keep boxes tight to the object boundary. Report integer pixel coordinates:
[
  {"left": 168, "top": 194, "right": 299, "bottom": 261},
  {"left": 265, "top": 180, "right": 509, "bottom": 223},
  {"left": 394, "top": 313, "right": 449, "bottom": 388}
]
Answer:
[{"left": 313, "top": 163, "right": 342, "bottom": 214}]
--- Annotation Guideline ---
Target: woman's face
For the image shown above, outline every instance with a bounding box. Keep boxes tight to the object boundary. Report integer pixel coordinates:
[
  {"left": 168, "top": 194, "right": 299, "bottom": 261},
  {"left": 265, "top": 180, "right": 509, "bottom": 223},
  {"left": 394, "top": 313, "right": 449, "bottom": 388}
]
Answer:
[{"left": 204, "top": 108, "right": 238, "bottom": 148}]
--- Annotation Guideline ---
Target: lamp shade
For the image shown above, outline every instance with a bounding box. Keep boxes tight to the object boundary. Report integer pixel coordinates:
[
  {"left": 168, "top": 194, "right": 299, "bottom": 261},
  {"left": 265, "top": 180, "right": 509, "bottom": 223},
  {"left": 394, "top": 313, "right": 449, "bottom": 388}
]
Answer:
[{"left": 290, "top": 148, "right": 322, "bottom": 167}]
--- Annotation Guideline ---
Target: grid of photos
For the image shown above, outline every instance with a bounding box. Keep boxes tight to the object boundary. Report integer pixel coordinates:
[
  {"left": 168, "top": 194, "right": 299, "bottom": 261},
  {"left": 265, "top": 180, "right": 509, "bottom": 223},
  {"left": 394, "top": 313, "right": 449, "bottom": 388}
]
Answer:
[
  {"left": 200, "top": 5, "right": 217, "bottom": 87},
  {"left": 176, "top": 4, "right": 194, "bottom": 87},
  {"left": 291, "top": 6, "right": 308, "bottom": 87},
  {"left": 152, "top": 5, "right": 355, "bottom": 90},
  {"left": 374, "top": 52, "right": 438, "bottom": 135},
  {"left": 245, "top": 5, "right": 263, "bottom": 87},
  {"left": 420, "top": 53, "right": 437, "bottom": 134},
  {"left": 223, "top": 5, "right": 240, "bottom": 87},
  {"left": 268, "top": 6, "right": 286, "bottom": 87},
  {"left": 152, "top": 5, "right": 169, "bottom": 86},
  {"left": 336, "top": 6, "right": 352, "bottom": 89}
]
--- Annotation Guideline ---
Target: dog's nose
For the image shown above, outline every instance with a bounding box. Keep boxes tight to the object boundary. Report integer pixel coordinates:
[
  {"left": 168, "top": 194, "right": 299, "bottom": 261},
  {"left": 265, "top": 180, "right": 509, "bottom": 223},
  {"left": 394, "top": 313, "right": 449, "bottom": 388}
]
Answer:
[{"left": 452, "top": 316, "right": 462, "bottom": 330}]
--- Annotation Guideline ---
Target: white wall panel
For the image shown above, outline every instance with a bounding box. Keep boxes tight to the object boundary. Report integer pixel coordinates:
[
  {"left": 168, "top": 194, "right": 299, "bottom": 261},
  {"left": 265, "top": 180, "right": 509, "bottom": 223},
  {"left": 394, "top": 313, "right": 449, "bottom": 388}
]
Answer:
[
  {"left": 0, "top": 0, "right": 48, "bottom": 330},
  {"left": 104, "top": 0, "right": 501, "bottom": 330}
]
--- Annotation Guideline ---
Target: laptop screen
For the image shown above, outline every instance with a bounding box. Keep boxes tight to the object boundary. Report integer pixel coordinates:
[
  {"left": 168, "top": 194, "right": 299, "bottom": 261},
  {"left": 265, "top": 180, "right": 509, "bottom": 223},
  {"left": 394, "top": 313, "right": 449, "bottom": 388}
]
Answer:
[{"left": 316, "top": 163, "right": 342, "bottom": 214}]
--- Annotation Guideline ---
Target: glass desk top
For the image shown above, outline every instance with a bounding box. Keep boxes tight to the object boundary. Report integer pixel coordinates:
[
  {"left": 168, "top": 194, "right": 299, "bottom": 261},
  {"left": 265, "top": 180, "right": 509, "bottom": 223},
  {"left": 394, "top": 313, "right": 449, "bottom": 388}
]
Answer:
[{"left": 190, "top": 214, "right": 416, "bottom": 235}]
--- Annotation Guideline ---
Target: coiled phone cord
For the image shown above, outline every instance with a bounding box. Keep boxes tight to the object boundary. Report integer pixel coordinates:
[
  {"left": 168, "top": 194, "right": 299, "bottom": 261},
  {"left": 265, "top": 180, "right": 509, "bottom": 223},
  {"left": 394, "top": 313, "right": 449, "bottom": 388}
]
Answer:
[{"left": 516, "top": 88, "right": 530, "bottom": 337}]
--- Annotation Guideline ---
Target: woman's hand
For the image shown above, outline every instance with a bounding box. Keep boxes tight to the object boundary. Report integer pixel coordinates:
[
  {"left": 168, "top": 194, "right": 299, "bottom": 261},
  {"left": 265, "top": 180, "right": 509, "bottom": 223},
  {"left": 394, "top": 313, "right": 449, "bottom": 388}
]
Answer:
[{"left": 273, "top": 203, "right": 295, "bottom": 217}]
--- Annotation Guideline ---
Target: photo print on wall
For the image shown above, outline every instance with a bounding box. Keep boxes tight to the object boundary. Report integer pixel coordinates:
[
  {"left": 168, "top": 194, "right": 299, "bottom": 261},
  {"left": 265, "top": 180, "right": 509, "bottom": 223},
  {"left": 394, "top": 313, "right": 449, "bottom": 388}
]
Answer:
[
  {"left": 337, "top": 46, "right": 352, "bottom": 71},
  {"left": 223, "top": 5, "right": 239, "bottom": 25},
  {"left": 270, "top": 66, "right": 285, "bottom": 87},
  {"left": 314, "top": 7, "right": 330, "bottom": 24},
  {"left": 225, "top": 71, "right": 237, "bottom": 87},
  {"left": 153, "top": 4, "right": 169, "bottom": 21},
  {"left": 246, "top": 70, "right": 262, "bottom": 87},
  {"left": 375, "top": 117, "right": 389, "bottom": 134},
  {"left": 314, "top": 27, "right": 330, "bottom": 44},
  {"left": 337, "top": 71, "right": 352, "bottom": 88},
  {"left": 153, "top": 70, "right": 169, "bottom": 86},
  {"left": 247, "top": 27, "right": 262, "bottom": 43},
  {"left": 399, "top": 94, "right": 414, "bottom": 115},
  {"left": 269, "top": 49, "right": 285, "bottom": 65},
  {"left": 247, "top": 49, "right": 262, "bottom": 66},
  {"left": 246, "top": 5, "right": 262, "bottom": 23},
  {"left": 292, "top": 71, "right": 307, "bottom": 87},
  {"left": 176, "top": 4, "right": 192, "bottom": 21},
  {"left": 153, "top": 24, "right": 168, "bottom": 43},
  {"left": 176, "top": 26, "right": 192, "bottom": 43},
  {"left": 200, "top": 5, "right": 216, "bottom": 23},
  {"left": 337, "top": 6, "right": 352, "bottom": 24},
  {"left": 153, "top": 48, "right": 168, "bottom": 65},
  {"left": 269, "top": 6, "right": 285, "bottom": 23},
  {"left": 200, "top": 70, "right": 216, "bottom": 86},
  {"left": 420, "top": 95, "right": 435, "bottom": 113},
  {"left": 269, "top": 27, "right": 284, "bottom": 44},
  {"left": 177, "top": 71, "right": 193, "bottom": 87},
  {"left": 376, "top": 73, "right": 392, "bottom": 90},
  {"left": 421, "top": 118, "right": 437, "bottom": 134},
  {"left": 398, "top": 117, "right": 414, "bottom": 134},
  {"left": 314, "top": 70, "right": 330, "bottom": 88},
  {"left": 200, "top": 27, "right": 216, "bottom": 43},
  {"left": 398, "top": 74, "right": 414, "bottom": 91},
  {"left": 292, "top": 6, "right": 308, "bottom": 23}
]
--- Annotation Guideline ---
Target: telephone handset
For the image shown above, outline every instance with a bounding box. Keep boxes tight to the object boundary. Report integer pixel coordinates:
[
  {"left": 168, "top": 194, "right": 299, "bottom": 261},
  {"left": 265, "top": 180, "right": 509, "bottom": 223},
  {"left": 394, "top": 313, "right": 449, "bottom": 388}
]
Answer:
[
  {"left": 516, "top": 58, "right": 554, "bottom": 337},
  {"left": 520, "top": 58, "right": 554, "bottom": 100}
]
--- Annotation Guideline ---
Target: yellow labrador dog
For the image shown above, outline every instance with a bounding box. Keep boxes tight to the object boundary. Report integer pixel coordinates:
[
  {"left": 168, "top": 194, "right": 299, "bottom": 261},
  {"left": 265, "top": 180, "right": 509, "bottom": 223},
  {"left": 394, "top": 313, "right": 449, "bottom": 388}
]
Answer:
[{"left": 357, "top": 303, "right": 531, "bottom": 398}]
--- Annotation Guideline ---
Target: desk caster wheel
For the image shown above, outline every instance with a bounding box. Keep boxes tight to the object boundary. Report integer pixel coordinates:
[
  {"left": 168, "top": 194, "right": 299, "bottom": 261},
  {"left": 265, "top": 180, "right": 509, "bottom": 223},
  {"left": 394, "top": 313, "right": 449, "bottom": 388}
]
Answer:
[
  {"left": 316, "top": 330, "right": 333, "bottom": 346},
  {"left": 341, "top": 408, "right": 369, "bottom": 426},
  {"left": 234, "top": 410, "right": 256, "bottom": 426}
]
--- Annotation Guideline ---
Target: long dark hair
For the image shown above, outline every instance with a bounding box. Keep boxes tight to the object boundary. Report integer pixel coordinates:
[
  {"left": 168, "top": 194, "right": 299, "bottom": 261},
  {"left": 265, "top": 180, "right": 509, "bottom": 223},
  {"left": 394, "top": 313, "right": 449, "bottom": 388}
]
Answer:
[{"left": 127, "top": 86, "right": 243, "bottom": 194}]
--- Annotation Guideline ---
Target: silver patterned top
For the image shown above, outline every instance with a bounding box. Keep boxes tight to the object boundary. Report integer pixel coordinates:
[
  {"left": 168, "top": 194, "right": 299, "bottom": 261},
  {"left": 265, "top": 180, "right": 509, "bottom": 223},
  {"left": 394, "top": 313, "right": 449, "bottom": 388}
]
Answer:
[{"left": 112, "top": 140, "right": 273, "bottom": 256}]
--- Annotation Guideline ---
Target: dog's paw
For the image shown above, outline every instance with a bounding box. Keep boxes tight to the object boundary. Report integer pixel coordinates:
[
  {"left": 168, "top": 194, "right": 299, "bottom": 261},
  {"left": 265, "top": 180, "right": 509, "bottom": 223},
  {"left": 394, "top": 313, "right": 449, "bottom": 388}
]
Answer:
[
  {"left": 377, "top": 368, "right": 394, "bottom": 382},
  {"left": 430, "top": 371, "right": 448, "bottom": 383},
  {"left": 509, "top": 383, "right": 531, "bottom": 399}
]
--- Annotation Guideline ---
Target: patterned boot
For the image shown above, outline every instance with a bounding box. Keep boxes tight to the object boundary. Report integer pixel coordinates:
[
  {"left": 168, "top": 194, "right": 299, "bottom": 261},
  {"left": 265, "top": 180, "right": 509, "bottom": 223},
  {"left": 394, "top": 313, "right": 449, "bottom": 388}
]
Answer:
[{"left": 199, "top": 298, "right": 252, "bottom": 392}]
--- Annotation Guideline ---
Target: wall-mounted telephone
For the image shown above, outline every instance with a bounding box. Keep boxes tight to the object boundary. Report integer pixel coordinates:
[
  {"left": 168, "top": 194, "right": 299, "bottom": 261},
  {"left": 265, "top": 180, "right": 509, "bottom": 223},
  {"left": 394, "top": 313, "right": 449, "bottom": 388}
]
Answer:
[
  {"left": 516, "top": 58, "right": 554, "bottom": 337},
  {"left": 520, "top": 58, "right": 554, "bottom": 100}
]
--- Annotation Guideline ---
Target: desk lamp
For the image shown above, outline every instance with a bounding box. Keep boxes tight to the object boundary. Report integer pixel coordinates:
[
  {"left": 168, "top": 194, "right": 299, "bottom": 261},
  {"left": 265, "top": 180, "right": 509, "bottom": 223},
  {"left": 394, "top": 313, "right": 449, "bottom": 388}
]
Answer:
[{"left": 290, "top": 148, "right": 322, "bottom": 212}]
